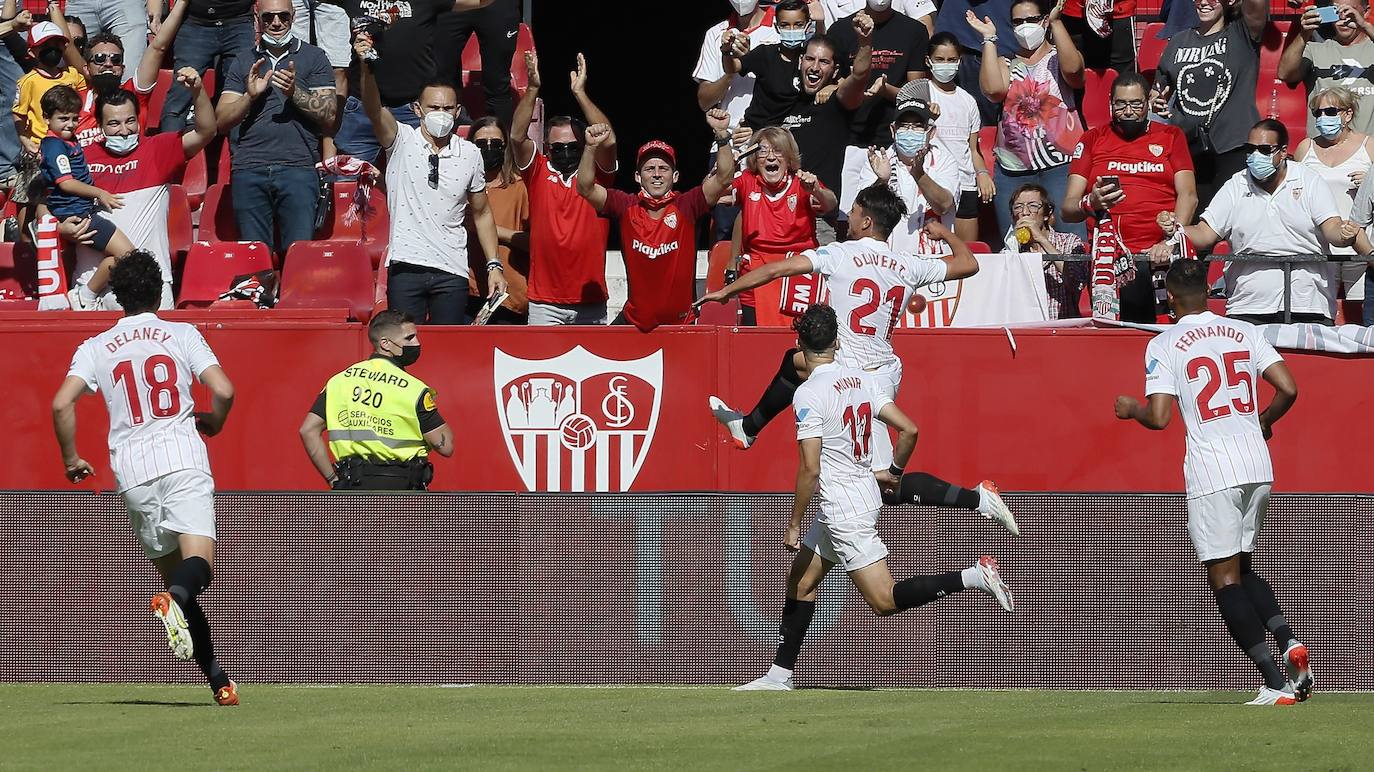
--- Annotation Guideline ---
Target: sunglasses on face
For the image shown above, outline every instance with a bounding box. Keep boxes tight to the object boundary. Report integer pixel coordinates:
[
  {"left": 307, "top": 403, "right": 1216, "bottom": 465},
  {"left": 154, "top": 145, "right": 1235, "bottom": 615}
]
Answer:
[
  {"left": 89, "top": 52, "right": 123, "bottom": 66},
  {"left": 1011, "top": 14, "right": 1045, "bottom": 24},
  {"left": 73, "top": 37, "right": 87, "bottom": 50},
  {"left": 1312, "top": 107, "right": 1345, "bottom": 117},
  {"left": 259, "top": 11, "right": 291, "bottom": 23},
  {"left": 1241, "top": 143, "right": 1284, "bottom": 154},
  {"left": 428, "top": 153, "right": 439, "bottom": 188},
  {"left": 474, "top": 138, "right": 505, "bottom": 151}
]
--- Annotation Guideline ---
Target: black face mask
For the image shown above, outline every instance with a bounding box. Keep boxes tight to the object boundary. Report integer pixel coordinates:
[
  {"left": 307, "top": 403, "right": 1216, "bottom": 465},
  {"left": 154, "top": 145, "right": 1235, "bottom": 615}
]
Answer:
[
  {"left": 392, "top": 344, "right": 420, "bottom": 367},
  {"left": 90, "top": 72, "right": 121, "bottom": 95},
  {"left": 1114, "top": 116, "right": 1148, "bottom": 139},
  {"left": 37, "top": 47, "right": 64, "bottom": 69},
  {"left": 548, "top": 141, "right": 582, "bottom": 174},
  {"left": 475, "top": 139, "right": 506, "bottom": 172}
]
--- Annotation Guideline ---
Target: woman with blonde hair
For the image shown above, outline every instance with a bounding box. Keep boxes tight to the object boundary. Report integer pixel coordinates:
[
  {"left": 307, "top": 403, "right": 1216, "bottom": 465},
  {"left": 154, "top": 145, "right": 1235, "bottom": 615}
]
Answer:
[
  {"left": 1294, "top": 85, "right": 1374, "bottom": 316},
  {"left": 730, "top": 125, "right": 837, "bottom": 326}
]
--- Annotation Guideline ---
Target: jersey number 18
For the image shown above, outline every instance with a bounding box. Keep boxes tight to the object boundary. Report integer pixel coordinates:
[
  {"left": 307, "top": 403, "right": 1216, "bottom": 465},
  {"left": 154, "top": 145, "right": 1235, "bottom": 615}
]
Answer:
[{"left": 112, "top": 355, "right": 182, "bottom": 426}]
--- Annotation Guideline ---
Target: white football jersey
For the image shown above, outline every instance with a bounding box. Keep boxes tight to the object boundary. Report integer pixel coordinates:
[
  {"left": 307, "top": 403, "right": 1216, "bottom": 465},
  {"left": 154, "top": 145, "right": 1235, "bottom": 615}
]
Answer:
[
  {"left": 806, "top": 237, "right": 949, "bottom": 369},
  {"left": 1144, "top": 311, "right": 1284, "bottom": 497},
  {"left": 794, "top": 362, "right": 892, "bottom": 522},
  {"left": 66, "top": 312, "right": 220, "bottom": 491}
]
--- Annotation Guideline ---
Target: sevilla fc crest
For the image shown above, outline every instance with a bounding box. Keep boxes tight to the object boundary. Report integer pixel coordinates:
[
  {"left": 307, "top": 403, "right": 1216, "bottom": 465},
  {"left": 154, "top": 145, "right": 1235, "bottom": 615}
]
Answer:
[
  {"left": 494, "top": 346, "right": 663, "bottom": 492},
  {"left": 1149, "top": 144, "right": 1164, "bottom": 157},
  {"left": 786, "top": 193, "right": 798, "bottom": 212},
  {"left": 664, "top": 212, "right": 678, "bottom": 230}
]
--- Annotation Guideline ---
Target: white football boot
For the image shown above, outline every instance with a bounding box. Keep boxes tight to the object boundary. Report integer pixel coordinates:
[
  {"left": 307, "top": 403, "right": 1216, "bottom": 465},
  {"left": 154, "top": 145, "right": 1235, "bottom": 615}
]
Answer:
[
  {"left": 975, "top": 481, "right": 1019, "bottom": 536},
  {"left": 709, "top": 396, "right": 754, "bottom": 449},
  {"left": 971, "top": 556, "right": 1015, "bottom": 613},
  {"left": 1245, "top": 686, "right": 1297, "bottom": 706}
]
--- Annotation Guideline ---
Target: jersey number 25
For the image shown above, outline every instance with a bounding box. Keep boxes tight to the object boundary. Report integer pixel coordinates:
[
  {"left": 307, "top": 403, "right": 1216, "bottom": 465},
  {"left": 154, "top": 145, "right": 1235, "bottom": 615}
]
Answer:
[{"left": 1186, "top": 352, "right": 1255, "bottom": 422}]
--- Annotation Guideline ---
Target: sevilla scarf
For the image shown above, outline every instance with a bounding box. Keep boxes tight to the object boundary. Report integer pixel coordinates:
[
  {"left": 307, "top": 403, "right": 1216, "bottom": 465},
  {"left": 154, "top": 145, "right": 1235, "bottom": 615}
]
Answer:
[
  {"left": 1153, "top": 229, "right": 1198, "bottom": 323},
  {"left": 1090, "top": 211, "right": 1122, "bottom": 320},
  {"left": 637, "top": 190, "right": 678, "bottom": 211},
  {"left": 315, "top": 154, "right": 380, "bottom": 243},
  {"left": 34, "top": 214, "right": 69, "bottom": 310},
  {"left": 1086, "top": 0, "right": 1115, "bottom": 38}
]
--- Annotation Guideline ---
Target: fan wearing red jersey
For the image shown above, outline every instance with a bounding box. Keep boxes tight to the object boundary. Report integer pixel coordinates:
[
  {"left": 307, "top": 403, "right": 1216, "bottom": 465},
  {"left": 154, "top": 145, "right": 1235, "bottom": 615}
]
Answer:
[
  {"left": 697, "top": 182, "right": 1019, "bottom": 534},
  {"left": 576, "top": 108, "right": 737, "bottom": 331},
  {"left": 1060, "top": 72, "right": 1197, "bottom": 322},
  {"left": 732, "top": 125, "right": 838, "bottom": 326},
  {"left": 51, "top": 251, "right": 240, "bottom": 706},
  {"left": 1114, "top": 259, "right": 1310, "bottom": 707}
]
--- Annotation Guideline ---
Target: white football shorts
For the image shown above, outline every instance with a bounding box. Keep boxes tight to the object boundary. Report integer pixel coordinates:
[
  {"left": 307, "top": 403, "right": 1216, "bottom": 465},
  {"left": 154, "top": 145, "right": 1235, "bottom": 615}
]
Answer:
[
  {"left": 803, "top": 510, "right": 888, "bottom": 572},
  {"left": 1187, "top": 482, "right": 1271, "bottom": 562},
  {"left": 122, "top": 469, "right": 217, "bottom": 559}
]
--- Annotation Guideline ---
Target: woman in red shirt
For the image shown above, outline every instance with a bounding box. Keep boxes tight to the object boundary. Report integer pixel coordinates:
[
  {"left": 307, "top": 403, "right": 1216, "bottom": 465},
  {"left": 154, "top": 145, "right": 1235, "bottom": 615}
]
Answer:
[{"left": 732, "top": 126, "right": 837, "bottom": 326}]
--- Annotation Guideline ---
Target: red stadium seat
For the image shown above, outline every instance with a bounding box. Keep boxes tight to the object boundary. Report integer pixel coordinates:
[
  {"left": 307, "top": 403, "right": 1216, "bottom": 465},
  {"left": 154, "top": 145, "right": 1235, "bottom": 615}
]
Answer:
[
  {"left": 278, "top": 240, "right": 375, "bottom": 321},
  {"left": 198, "top": 183, "right": 241, "bottom": 242},
  {"left": 177, "top": 241, "right": 273, "bottom": 308},
  {"left": 968, "top": 241, "right": 992, "bottom": 253},
  {"left": 1257, "top": 22, "right": 1307, "bottom": 141},
  {"left": 0, "top": 241, "right": 37, "bottom": 300},
  {"left": 1081, "top": 68, "right": 1118, "bottom": 130},
  {"left": 317, "top": 180, "right": 390, "bottom": 267},
  {"left": 458, "top": 22, "right": 536, "bottom": 115},
  {"left": 1137, "top": 23, "right": 1168, "bottom": 78},
  {"left": 145, "top": 69, "right": 216, "bottom": 133},
  {"left": 167, "top": 184, "right": 194, "bottom": 276},
  {"left": 216, "top": 137, "right": 232, "bottom": 184},
  {"left": 374, "top": 258, "right": 389, "bottom": 317},
  {"left": 181, "top": 150, "right": 207, "bottom": 210},
  {"left": 705, "top": 240, "right": 733, "bottom": 291}
]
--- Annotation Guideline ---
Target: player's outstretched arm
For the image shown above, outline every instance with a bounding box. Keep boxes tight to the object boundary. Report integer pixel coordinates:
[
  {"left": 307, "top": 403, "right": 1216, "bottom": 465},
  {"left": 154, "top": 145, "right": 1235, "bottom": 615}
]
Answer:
[
  {"left": 51, "top": 376, "right": 95, "bottom": 483},
  {"left": 1258, "top": 362, "right": 1298, "bottom": 440},
  {"left": 195, "top": 365, "right": 235, "bottom": 437},
  {"left": 298, "top": 413, "right": 338, "bottom": 485},
  {"left": 1113, "top": 394, "right": 1173, "bottom": 430},
  {"left": 789, "top": 438, "right": 822, "bottom": 552},
  {"left": 924, "top": 219, "right": 979, "bottom": 279},
  {"left": 694, "top": 253, "right": 816, "bottom": 307}
]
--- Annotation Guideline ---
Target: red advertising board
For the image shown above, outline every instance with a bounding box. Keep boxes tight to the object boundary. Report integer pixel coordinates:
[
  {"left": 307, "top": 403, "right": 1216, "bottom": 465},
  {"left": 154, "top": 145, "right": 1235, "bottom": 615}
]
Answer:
[{"left": 3, "top": 314, "right": 1372, "bottom": 493}]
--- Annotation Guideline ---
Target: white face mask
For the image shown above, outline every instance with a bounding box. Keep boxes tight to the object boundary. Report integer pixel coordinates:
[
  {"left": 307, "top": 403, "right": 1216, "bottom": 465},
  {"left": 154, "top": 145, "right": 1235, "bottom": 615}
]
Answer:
[
  {"left": 729, "top": 0, "right": 758, "bottom": 15},
  {"left": 422, "top": 110, "right": 455, "bottom": 140},
  {"left": 1014, "top": 22, "right": 1046, "bottom": 51},
  {"left": 930, "top": 61, "right": 959, "bottom": 83},
  {"left": 261, "top": 30, "right": 294, "bottom": 48},
  {"left": 867, "top": 0, "right": 892, "bottom": 10},
  {"left": 104, "top": 133, "right": 139, "bottom": 154}
]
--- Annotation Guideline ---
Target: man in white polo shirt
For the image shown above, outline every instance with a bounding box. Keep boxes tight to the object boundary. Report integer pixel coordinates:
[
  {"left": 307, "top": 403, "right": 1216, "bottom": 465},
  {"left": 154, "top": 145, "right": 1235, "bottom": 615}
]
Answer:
[
  {"left": 1153, "top": 119, "right": 1357, "bottom": 325},
  {"left": 355, "top": 33, "right": 504, "bottom": 324}
]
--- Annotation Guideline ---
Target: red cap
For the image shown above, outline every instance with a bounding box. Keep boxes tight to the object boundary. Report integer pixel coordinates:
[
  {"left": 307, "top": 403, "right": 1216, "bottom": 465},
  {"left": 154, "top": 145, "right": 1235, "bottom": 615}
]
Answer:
[{"left": 636, "top": 140, "right": 676, "bottom": 167}]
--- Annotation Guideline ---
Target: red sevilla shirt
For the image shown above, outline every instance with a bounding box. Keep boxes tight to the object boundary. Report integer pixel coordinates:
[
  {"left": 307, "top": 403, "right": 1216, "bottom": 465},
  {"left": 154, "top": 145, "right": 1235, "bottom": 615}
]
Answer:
[
  {"left": 1069, "top": 121, "right": 1193, "bottom": 252},
  {"left": 734, "top": 170, "right": 820, "bottom": 310},
  {"left": 603, "top": 186, "right": 710, "bottom": 331},
  {"left": 520, "top": 152, "right": 614, "bottom": 305}
]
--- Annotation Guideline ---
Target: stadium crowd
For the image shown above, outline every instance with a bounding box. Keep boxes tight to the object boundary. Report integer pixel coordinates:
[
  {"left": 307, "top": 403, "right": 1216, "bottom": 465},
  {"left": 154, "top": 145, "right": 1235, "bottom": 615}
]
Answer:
[{"left": 3, "top": 0, "right": 1374, "bottom": 326}]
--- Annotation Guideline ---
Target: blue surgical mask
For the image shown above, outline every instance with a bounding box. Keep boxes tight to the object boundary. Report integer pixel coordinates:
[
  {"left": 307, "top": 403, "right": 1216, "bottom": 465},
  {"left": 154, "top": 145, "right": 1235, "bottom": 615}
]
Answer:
[
  {"left": 103, "top": 133, "right": 138, "bottom": 154},
  {"left": 778, "top": 23, "right": 814, "bottom": 48},
  {"left": 930, "top": 61, "right": 960, "bottom": 83},
  {"left": 1247, "top": 150, "right": 1278, "bottom": 181},
  {"left": 893, "top": 128, "right": 927, "bottom": 157},
  {"left": 261, "top": 30, "right": 294, "bottom": 48},
  {"left": 1315, "top": 114, "right": 1345, "bottom": 139}
]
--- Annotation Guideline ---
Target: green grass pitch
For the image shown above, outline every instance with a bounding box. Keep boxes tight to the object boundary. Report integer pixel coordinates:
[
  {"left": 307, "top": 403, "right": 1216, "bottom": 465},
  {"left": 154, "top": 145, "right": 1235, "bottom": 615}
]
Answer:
[{"left": 3, "top": 684, "right": 1373, "bottom": 770}]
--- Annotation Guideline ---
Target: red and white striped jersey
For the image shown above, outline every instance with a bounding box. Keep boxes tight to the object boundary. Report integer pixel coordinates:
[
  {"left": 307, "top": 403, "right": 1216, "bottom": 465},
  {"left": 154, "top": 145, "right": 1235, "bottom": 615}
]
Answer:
[
  {"left": 794, "top": 362, "right": 892, "bottom": 522},
  {"left": 806, "top": 237, "right": 949, "bottom": 369},
  {"left": 66, "top": 313, "right": 220, "bottom": 491},
  {"left": 1144, "top": 311, "right": 1283, "bottom": 497}
]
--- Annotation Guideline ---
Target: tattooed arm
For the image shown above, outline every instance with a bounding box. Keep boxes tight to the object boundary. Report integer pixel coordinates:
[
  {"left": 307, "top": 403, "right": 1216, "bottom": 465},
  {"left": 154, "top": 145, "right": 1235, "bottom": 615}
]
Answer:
[{"left": 292, "top": 87, "right": 338, "bottom": 130}]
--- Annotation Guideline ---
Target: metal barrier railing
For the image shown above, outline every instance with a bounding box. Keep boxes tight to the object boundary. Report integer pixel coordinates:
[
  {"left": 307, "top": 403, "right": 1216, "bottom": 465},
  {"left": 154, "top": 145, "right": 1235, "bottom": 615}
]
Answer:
[{"left": 1034, "top": 253, "right": 1363, "bottom": 324}]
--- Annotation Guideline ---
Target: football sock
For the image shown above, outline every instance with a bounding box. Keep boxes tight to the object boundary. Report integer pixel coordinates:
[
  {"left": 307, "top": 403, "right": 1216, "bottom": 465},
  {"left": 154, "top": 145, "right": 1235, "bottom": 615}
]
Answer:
[
  {"left": 1213, "top": 584, "right": 1287, "bottom": 690},
  {"left": 772, "top": 596, "right": 816, "bottom": 671},
  {"left": 168, "top": 556, "right": 212, "bottom": 609},
  {"left": 893, "top": 572, "right": 965, "bottom": 611},
  {"left": 183, "top": 598, "right": 229, "bottom": 691},
  {"left": 882, "top": 472, "right": 981, "bottom": 510},
  {"left": 1240, "top": 570, "right": 1298, "bottom": 652},
  {"left": 743, "top": 348, "right": 804, "bottom": 438},
  {"left": 960, "top": 565, "right": 983, "bottom": 590}
]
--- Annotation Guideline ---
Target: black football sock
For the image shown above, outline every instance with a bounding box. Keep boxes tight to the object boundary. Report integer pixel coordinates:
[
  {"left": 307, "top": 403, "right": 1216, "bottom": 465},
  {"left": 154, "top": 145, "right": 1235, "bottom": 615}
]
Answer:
[
  {"left": 1214, "top": 584, "right": 1287, "bottom": 690},
  {"left": 883, "top": 472, "right": 981, "bottom": 510},
  {"left": 168, "top": 556, "right": 212, "bottom": 609},
  {"left": 772, "top": 596, "right": 816, "bottom": 670},
  {"left": 183, "top": 598, "right": 229, "bottom": 691},
  {"left": 742, "top": 348, "right": 804, "bottom": 438},
  {"left": 892, "top": 572, "right": 965, "bottom": 611},
  {"left": 1241, "top": 570, "right": 1297, "bottom": 652}
]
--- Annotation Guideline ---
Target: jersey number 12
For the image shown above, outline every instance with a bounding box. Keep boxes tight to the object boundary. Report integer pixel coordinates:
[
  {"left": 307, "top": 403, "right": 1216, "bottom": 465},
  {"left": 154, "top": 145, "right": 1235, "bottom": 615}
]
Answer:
[{"left": 112, "top": 355, "right": 182, "bottom": 426}]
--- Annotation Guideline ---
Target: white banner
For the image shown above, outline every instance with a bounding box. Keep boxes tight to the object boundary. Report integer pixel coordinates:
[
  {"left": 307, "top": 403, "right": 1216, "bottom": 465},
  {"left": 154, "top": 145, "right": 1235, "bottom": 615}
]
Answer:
[{"left": 899, "top": 251, "right": 1050, "bottom": 328}]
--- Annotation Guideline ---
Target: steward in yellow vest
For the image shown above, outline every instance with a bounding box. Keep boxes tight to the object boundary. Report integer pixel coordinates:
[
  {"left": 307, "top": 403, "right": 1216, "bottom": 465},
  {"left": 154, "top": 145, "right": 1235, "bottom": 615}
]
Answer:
[{"left": 299, "top": 310, "right": 453, "bottom": 490}]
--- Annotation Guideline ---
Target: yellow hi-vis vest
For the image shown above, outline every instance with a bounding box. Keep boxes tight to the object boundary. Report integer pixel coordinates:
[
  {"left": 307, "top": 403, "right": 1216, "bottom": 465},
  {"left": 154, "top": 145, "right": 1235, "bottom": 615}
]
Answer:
[{"left": 324, "top": 357, "right": 430, "bottom": 462}]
